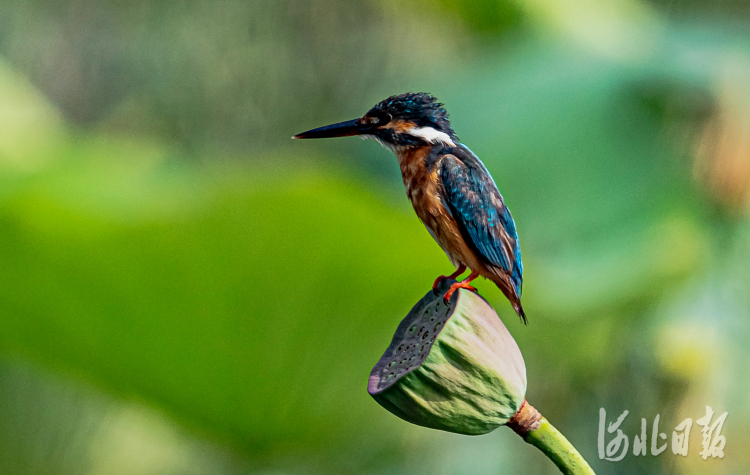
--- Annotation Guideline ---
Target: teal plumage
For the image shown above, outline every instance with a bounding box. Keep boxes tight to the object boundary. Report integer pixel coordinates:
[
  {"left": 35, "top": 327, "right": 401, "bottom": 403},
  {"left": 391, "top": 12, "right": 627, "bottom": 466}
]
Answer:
[
  {"left": 437, "top": 146, "right": 524, "bottom": 321},
  {"left": 439, "top": 147, "right": 523, "bottom": 298}
]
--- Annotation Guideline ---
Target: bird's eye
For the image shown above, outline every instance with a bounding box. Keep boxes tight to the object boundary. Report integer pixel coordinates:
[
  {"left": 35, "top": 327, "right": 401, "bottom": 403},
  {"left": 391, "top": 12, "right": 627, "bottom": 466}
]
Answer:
[{"left": 368, "top": 113, "right": 391, "bottom": 126}]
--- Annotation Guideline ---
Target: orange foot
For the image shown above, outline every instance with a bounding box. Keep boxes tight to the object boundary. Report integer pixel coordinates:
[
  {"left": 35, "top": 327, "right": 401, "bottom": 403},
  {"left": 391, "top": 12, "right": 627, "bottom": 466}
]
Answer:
[
  {"left": 432, "top": 264, "right": 467, "bottom": 293},
  {"left": 443, "top": 270, "right": 479, "bottom": 303}
]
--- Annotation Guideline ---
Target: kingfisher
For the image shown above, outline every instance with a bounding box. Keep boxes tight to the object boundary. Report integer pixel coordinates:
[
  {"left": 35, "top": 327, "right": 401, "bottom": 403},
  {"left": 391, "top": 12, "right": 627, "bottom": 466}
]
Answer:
[{"left": 293, "top": 93, "right": 526, "bottom": 323}]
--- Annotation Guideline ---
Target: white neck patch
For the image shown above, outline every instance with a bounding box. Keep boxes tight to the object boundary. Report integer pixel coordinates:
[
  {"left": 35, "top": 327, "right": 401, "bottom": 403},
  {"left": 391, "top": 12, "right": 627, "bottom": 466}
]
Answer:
[{"left": 408, "top": 126, "right": 456, "bottom": 147}]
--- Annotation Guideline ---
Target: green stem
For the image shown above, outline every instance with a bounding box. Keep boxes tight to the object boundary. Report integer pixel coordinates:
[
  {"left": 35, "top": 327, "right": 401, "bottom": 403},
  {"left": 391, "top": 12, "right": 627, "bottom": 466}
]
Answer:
[
  {"left": 507, "top": 402, "right": 595, "bottom": 475},
  {"left": 522, "top": 417, "right": 595, "bottom": 475}
]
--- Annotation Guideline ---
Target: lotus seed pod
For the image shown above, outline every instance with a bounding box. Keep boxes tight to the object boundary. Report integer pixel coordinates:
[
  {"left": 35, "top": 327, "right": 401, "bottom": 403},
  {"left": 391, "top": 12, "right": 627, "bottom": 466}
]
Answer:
[{"left": 368, "top": 281, "right": 527, "bottom": 435}]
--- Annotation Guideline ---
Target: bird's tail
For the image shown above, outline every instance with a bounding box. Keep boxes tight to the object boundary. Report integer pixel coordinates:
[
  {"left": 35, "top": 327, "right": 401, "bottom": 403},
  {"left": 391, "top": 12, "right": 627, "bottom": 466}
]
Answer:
[
  {"left": 513, "top": 301, "right": 527, "bottom": 326},
  {"left": 490, "top": 273, "right": 527, "bottom": 325}
]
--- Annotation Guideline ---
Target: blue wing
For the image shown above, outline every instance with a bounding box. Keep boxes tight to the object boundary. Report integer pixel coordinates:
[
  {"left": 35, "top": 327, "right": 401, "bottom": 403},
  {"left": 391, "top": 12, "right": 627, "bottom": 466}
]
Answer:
[{"left": 439, "top": 152, "right": 523, "bottom": 297}]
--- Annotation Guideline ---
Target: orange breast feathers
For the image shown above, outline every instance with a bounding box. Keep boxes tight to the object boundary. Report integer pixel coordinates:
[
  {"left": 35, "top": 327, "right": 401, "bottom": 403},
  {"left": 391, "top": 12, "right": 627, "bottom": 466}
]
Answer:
[{"left": 396, "top": 147, "right": 475, "bottom": 269}]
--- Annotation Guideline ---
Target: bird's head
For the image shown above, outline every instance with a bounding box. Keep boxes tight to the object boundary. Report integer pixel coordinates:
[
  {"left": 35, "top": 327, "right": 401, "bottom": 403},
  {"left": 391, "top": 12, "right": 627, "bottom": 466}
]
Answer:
[{"left": 293, "top": 93, "right": 458, "bottom": 150}]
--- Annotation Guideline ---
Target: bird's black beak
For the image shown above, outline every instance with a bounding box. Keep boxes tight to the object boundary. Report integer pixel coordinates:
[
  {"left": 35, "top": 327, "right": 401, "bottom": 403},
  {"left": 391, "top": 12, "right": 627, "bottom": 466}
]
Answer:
[{"left": 292, "top": 118, "right": 368, "bottom": 140}]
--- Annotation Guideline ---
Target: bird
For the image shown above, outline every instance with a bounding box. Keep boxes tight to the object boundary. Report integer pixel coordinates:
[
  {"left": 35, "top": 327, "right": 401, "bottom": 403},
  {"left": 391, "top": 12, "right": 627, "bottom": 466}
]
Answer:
[{"left": 293, "top": 93, "right": 526, "bottom": 323}]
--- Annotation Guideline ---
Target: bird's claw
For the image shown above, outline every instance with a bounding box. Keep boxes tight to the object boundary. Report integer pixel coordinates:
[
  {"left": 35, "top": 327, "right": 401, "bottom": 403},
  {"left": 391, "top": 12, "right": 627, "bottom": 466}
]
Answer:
[
  {"left": 443, "top": 282, "right": 477, "bottom": 303},
  {"left": 432, "top": 275, "right": 449, "bottom": 293}
]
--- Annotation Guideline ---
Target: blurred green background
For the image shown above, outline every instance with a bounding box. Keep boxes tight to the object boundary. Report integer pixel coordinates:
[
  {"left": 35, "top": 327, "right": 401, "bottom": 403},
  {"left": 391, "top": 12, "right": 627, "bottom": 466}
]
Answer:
[{"left": 1, "top": 1, "right": 749, "bottom": 474}]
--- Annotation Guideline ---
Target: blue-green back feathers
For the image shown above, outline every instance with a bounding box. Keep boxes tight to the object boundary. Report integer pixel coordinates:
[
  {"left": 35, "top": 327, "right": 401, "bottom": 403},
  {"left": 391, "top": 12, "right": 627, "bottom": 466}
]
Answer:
[{"left": 438, "top": 147, "right": 523, "bottom": 298}]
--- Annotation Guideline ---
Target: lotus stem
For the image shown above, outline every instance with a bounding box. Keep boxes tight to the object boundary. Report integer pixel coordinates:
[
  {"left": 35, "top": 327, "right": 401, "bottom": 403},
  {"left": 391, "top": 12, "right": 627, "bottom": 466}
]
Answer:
[{"left": 507, "top": 401, "right": 596, "bottom": 475}]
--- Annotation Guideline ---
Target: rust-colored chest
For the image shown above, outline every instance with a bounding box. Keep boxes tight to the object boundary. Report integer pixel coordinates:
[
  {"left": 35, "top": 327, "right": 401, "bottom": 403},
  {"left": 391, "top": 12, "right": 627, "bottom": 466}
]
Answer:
[
  {"left": 397, "top": 146, "right": 429, "bottom": 194},
  {"left": 396, "top": 147, "right": 470, "bottom": 267},
  {"left": 397, "top": 147, "right": 441, "bottom": 223}
]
